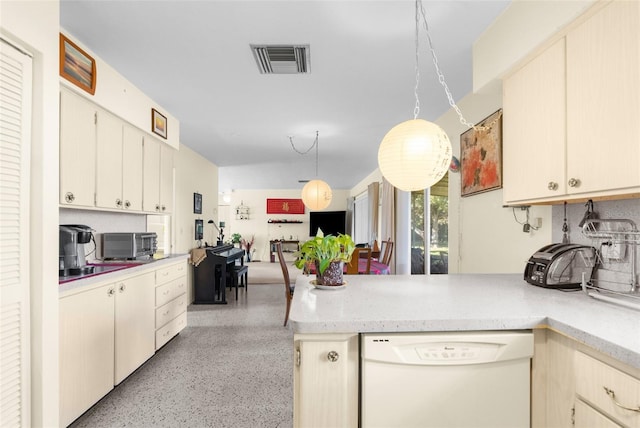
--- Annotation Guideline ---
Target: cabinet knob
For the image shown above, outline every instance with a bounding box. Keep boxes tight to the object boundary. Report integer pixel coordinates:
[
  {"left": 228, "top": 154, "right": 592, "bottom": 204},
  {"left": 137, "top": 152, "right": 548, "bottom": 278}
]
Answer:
[
  {"left": 124, "top": 200, "right": 131, "bottom": 209},
  {"left": 119, "top": 283, "right": 126, "bottom": 292},
  {"left": 116, "top": 198, "right": 122, "bottom": 207},
  {"left": 161, "top": 205, "right": 166, "bottom": 211},
  {"left": 155, "top": 204, "right": 160, "bottom": 212},
  {"left": 65, "top": 192, "right": 75, "bottom": 203},
  {"left": 547, "top": 182, "right": 558, "bottom": 191},
  {"left": 107, "top": 287, "right": 115, "bottom": 296},
  {"left": 568, "top": 178, "right": 580, "bottom": 188},
  {"left": 327, "top": 351, "right": 340, "bottom": 362}
]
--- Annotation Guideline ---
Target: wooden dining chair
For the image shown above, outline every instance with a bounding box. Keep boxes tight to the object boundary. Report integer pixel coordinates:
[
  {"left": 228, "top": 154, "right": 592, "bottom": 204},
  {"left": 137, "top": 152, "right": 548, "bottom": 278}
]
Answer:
[
  {"left": 276, "top": 242, "right": 294, "bottom": 327},
  {"left": 346, "top": 247, "right": 371, "bottom": 274},
  {"left": 380, "top": 239, "right": 394, "bottom": 266}
]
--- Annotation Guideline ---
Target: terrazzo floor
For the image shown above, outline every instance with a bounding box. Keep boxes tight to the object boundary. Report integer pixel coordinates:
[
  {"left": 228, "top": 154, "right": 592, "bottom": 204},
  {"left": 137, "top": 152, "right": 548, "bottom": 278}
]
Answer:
[{"left": 70, "top": 283, "right": 294, "bottom": 428}]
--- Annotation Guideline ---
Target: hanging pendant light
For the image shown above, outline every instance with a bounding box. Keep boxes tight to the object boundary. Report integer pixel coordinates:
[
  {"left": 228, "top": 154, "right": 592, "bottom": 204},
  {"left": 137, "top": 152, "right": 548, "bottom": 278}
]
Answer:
[
  {"left": 379, "top": 0, "right": 489, "bottom": 191},
  {"left": 291, "top": 131, "right": 333, "bottom": 210}
]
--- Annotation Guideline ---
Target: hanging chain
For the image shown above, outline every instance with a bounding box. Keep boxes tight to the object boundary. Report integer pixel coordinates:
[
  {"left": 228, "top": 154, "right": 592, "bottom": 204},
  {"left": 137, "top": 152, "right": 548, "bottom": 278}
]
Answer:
[
  {"left": 416, "top": 0, "right": 501, "bottom": 133},
  {"left": 289, "top": 131, "right": 320, "bottom": 176},
  {"left": 413, "top": 0, "right": 420, "bottom": 120}
]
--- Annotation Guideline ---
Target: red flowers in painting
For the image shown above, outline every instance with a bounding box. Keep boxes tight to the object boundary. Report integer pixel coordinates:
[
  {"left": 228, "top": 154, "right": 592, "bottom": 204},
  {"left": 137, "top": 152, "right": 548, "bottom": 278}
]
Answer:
[{"left": 460, "top": 110, "right": 502, "bottom": 196}]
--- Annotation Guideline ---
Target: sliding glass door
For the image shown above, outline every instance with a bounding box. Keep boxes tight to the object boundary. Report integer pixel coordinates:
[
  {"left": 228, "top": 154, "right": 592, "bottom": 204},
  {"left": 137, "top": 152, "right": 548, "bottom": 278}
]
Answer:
[{"left": 411, "top": 173, "right": 448, "bottom": 274}]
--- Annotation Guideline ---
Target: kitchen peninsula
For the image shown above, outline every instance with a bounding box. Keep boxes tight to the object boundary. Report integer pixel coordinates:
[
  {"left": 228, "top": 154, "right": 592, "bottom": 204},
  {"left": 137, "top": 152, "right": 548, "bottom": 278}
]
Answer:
[{"left": 289, "top": 274, "right": 640, "bottom": 428}]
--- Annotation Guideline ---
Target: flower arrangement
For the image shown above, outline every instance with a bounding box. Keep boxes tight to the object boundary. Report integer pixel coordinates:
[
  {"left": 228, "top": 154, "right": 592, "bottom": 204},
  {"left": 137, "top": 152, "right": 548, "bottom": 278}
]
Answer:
[{"left": 240, "top": 235, "right": 255, "bottom": 262}]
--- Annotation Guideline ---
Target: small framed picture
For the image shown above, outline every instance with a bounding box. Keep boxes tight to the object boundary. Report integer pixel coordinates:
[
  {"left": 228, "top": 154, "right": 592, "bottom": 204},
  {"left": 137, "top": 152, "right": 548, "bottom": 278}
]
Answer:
[
  {"left": 59, "top": 33, "right": 97, "bottom": 95},
  {"left": 193, "top": 193, "right": 202, "bottom": 214},
  {"left": 152, "top": 108, "right": 168, "bottom": 139}
]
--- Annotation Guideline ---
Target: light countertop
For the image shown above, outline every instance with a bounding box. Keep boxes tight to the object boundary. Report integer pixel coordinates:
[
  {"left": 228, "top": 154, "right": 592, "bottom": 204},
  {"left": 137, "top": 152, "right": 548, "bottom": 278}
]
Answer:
[{"left": 289, "top": 273, "right": 640, "bottom": 369}]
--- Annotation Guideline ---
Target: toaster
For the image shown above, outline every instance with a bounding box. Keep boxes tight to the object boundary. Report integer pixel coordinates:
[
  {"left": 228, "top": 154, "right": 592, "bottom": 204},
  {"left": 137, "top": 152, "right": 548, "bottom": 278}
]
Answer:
[{"left": 524, "top": 243, "right": 597, "bottom": 289}]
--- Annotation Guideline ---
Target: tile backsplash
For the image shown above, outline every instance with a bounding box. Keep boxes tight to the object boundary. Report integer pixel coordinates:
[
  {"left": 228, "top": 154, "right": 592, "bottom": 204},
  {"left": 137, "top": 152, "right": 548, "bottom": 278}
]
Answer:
[
  {"left": 59, "top": 208, "right": 147, "bottom": 261},
  {"left": 552, "top": 198, "right": 640, "bottom": 292}
]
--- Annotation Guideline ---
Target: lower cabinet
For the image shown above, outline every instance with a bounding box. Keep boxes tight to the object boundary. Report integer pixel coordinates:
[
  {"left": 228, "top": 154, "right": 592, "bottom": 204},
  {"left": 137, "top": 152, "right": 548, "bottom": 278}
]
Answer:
[
  {"left": 59, "top": 283, "right": 115, "bottom": 428},
  {"left": 59, "top": 260, "right": 188, "bottom": 427},
  {"left": 114, "top": 272, "right": 155, "bottom": 385},
  {"left": 531, "top": 329, "right": 640, "bottom": 428},
  {"left": 154, "top": 260, "right": 187, "bottom": 350},
  {"left": 293, "top": 333, "right": 359, "bottom": 428},
  {"left": 575, "top": 352, "right": 640, "bottom": 428}
]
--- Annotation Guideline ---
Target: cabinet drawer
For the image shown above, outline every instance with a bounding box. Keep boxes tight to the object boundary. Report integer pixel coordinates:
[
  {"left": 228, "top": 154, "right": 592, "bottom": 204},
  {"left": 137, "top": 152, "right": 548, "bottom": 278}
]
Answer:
[
  {"left": 155, "top": 294, "right": 187, "bottom": 329},
  {"left": 155, "top": 262, "right": 187, "bottom": 285},
  {"left": 155, "top": 311, "right": 186, "bottom": 350},
  {"left": 575, "top": 352, "right": 640, "bottom": 427},
  {"left": 575, "top": 400, "right": 623, "bottom": 428},
  {"left": 155, "top": 276, "right": 186, "bottom": 307}
]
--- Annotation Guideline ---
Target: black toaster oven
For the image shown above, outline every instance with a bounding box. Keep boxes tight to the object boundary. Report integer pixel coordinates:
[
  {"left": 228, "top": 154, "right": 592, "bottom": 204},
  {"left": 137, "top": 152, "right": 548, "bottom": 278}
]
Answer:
[{"left": 524, "top": 243, "right": 597, "bottom": 289}]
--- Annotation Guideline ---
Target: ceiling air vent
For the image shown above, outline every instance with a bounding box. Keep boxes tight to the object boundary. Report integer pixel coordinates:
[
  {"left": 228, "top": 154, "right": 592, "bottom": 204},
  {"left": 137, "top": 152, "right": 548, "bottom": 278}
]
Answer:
[{"left": 251, "top": 45, "right": 310, "bottom": 74}]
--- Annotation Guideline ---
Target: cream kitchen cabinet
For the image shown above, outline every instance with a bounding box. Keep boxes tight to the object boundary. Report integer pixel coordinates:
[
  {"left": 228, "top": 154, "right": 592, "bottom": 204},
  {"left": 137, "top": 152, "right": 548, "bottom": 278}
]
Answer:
[
  {"left": 531, "top": 329, "right": 640, "bottom": 428},
  {"left": 60, "top": 271, "right": 157, "bottom": 426},
  {"left": 95, "top": 117, "right": 144, "bottom": 211},
  {"left": 575, "top": 352, "right": 640, "bottom": 428},
  {"left": 114, "top": 271, "right": 155, "bottom": 384},
  {"left": 143, "top": 136, "right": 174, "bottom": 214},
  {"left": 293, "top": 333, "right": 359, "bottom": 428},
  {"left": 503, "top": 0, "right": 640, "bottom": 205},
  {"left": 60, "top": 87, "right": 97, "bottom": 207},
  {"left": 154, "top": 260, "right": 187, "bottom": 350},
  {"left": 59, "top": 282, "right": 115, "bottom": 427}
]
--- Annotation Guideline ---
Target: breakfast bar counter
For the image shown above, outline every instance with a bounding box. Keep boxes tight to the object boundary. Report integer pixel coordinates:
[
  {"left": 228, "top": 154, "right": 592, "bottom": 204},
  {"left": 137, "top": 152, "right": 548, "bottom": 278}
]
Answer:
[{"left": 289, "top": 273, "right": 640, "bottom": 368}]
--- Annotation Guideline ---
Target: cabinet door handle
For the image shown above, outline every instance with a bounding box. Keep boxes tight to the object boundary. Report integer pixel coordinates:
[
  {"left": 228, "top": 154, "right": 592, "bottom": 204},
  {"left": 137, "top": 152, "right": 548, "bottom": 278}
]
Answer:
[
  {"left": 65, "top": 192, "right": 75, "bottom": 203},
  {"left": 547, "top": 182, "right": 558, "bottom": 191},
  {"left": 155, "top": 204, "right": 160, "bottom": 212},
  {"left": 161, "top": 205, "right": 166, "bottom": 211},
  {"left": 568, "top": 178, "right": 580, "bottom": 188},
  {"left": 327, "top": 351, "right": 340, "bottom": 362},
  {"left": 107, "top": 287, "right": 115, "bottom": 296},
  {"left": 116, "top": 198, "right": 122, "bottom": 207},
  {"left": 124, "top": 200, "right": 131, "bottom": 209},
  {"left": 603, "top": 387, "right": 640, "bottom": 412},
  {"left": 119, "top": 283, "right": 126, "bottom": 292}
]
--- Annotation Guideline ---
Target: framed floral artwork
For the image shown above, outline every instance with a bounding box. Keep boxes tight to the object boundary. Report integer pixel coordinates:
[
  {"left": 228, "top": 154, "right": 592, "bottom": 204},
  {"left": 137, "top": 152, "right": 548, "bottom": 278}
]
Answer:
[{"left": 460, "top": 109, "right": 503, "bottom": 197}]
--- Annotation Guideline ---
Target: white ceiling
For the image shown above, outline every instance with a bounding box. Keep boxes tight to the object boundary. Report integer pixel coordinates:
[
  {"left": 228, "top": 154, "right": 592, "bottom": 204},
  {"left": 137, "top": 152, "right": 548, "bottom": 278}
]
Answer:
[{"left": 60, "top": 0, "right": 510, "bottom": 193}]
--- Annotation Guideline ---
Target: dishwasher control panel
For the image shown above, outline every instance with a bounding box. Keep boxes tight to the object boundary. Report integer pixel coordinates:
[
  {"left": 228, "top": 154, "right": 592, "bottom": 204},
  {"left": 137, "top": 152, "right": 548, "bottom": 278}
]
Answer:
[{"left": 413, "top": 342, "right": 501, "bottom": 364}]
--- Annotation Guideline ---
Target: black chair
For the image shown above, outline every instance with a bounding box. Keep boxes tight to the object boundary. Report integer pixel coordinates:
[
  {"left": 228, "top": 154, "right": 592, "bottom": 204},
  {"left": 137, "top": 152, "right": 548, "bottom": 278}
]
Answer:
[{"left": 227, "top": 263, "right": 248, "bottom": 300}]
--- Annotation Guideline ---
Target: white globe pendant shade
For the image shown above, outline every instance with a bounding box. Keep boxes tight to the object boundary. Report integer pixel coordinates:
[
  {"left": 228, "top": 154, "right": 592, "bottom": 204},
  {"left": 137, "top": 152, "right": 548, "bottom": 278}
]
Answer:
[
  {"left": 378, "top": 119, "right": 453, "bottom": 191},
  {"left": 301, "top": 179, "right": 332, "bottom": 211}
]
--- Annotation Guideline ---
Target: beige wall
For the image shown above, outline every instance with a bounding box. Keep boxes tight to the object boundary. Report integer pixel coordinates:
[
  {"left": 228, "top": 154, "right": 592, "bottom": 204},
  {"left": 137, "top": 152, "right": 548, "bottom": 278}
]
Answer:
[
  {"left": 1, "top": 1, "right": 61, "bottom": 425},
  {"left": 60, "top": 28, "right": 180, "bottom": 149},
  {"left": 220, "top": 189, "right": 350, "bottom": 263},
  {"left": 437, "top": 87, "right": 552, "bottom": 273}
]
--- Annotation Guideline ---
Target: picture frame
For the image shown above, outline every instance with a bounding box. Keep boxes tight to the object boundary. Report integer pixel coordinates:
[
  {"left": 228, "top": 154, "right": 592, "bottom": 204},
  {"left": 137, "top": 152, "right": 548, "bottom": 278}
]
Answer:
[
  {"left": 152, "top": 108, "right": 168, "bottom": 139},
  {"left": 193, "top": 193, "right": 202, "bottom": 214},
  {"left": 266, "top": 198, "right": 305, "bottom": 214},
  {"left": 460, "top": 109, "right": 503, "bottom": 197},
  {"left": 59, "top": 33, "right": 97, "bottom": 95}
]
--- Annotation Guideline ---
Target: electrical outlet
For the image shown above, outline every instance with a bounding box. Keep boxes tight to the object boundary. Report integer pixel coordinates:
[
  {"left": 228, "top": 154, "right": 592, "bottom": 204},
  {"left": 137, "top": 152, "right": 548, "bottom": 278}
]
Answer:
[
  {"left": 602, "top": 242, "right": 626, "bottom": 261},
  {"left": 533, "top": 217, "right": 542, "bottom": 228}
]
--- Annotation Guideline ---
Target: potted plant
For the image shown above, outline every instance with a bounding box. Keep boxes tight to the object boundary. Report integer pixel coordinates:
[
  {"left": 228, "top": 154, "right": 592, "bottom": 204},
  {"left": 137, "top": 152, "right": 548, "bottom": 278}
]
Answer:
[
  {"left": 294, "top": 229, "right": 355, "bottom": 286},
  {"left": 231, "top": 233, "right": 242, "bottom": 247}
]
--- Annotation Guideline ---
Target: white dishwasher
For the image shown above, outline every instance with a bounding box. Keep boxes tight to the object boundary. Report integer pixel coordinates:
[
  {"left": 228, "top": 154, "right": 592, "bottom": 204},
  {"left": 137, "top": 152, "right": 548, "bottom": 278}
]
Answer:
[{"left": 361, "top": 331, "right": 534, "bottom": 428}]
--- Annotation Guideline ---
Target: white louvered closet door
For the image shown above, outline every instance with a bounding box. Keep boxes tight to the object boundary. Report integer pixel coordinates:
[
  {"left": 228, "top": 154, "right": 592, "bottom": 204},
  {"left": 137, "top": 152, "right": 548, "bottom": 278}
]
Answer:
[{"left": 0, "top": 38, "right": 32, "bottom": 428}]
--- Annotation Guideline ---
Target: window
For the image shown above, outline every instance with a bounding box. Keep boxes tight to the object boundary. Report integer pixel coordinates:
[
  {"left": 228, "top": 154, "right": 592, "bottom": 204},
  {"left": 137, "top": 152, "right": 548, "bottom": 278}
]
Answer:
[
  {"left": 411, "top": 173, "right": 448, "bottom": 274},
  {"left": 353, "top": 194, "right": 369, "bottom": 245}
]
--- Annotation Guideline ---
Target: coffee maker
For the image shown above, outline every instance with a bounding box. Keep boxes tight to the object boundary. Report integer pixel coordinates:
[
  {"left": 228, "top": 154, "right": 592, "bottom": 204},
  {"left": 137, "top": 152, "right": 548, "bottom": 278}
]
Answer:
[{"left": 59, "top": 224, "right": 94, "bottom": 276}]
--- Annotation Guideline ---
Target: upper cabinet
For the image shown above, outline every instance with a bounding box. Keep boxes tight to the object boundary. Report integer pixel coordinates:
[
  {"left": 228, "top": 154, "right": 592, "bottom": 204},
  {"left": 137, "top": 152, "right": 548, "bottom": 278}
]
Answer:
[
  {"left": 60, "top": 88, "right": 97, "bottom": 207},
  {"left": 142, "top": 137, "right": 174, "bottom": 214},
  {"left": 60, "top": 88, "right": 174, "bottom": 213},
  {"left": 503, "top": 0, "right": 640, "bottom": 205}
]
